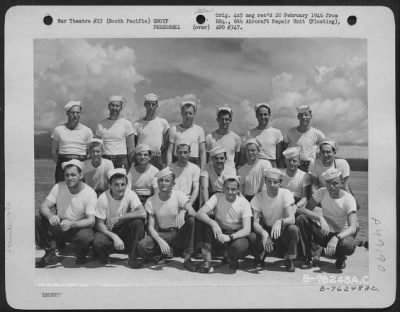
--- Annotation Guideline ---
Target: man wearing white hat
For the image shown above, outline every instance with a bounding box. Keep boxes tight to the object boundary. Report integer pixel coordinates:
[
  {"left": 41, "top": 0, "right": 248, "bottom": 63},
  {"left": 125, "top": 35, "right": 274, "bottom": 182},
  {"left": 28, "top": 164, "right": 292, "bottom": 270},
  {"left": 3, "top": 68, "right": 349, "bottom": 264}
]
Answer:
[
  {"left": 309, "top": 140, "right": 351, "bottom": 194},
  {"left": 51, "top": 100, "right": 93, "bottom": 183},
  {"left": 242, "top": 102, "right": 284, "bottom": 168},
  {"left": 95, "top": 95, "right": 136, "bottom": 169},
  {"left": 36, "top": 159, "right": 97, "bottom": 267},
  {"left": 196, "top": 175, "right": 252, "bottom": 273},
  {"left": 296, "top": 168, "right": 358, "bottom": 269},
  {"left": 93, "top": 168, "right": 146, "bottom": 268},
  {"left": 205, "top": 105, "right": 241, "bottom": 171},
  {"left": 167, "top": 99, "right": 206, "bottom": 169},
  {"left": 249, "top": 168, "right": 299, "bottom": 272},
  {"left": 169, "top": 139, "right": 200, "bottom": 209},
  {"left": 238, "top": 138, "right": 272, "bottom": 201},
  {"left": 200, "top": 146, "right": 236, "bottom": 205},
  {"left": 280, "top": 147, "right": 311, "bottom": 209},
  {"left": 137, "top": 167, "right": 197, "bottom": 271},
  {"left": 283, "top": 104, "right": 325, "bottom": 172},
  {"left": 82, "top": 138, "right": 114, "bottom": 197},
  {"left": 127, "top": 144, "right": 159, "bottom": 204},
  {"left": 133, "top": 93, "right": 169, "bottom": 170}
]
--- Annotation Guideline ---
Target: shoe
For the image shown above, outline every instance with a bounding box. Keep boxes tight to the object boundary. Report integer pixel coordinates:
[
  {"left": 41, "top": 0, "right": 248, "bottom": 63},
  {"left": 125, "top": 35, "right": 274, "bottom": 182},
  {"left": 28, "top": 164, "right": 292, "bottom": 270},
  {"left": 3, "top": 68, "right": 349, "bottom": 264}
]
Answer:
[
  {"left": 36, "top": 251, "right": 58, "bottom": 268},
  {"left": 285, "top": 259, "right": 295, "bottom": 272},
  {"left": 335, "top": 257, "right": 346, "bottom": 269},
  {"left": 75, "top": 256, "right": 87, "bottom": 265},
  {"left": 153, "top": 255, "right": 167, "bottom": 265},
  {"left": 254, "top": 255, "right": 266, "bottom": 268},
  {"left": 300, "top": 257, "right": 320, "bottom": 269},
  {"left": 198, "top": 260, "right": 211, "bottom": 273},
  {"left": 228, "top": 260, "right": 239, "bottom": 272},
  {"left": 128, "top": 258, "right": 143, "bottom": 269},
  {"left": 183, "top": 258, "right": 197, "bottom": 272},
  {"left": 221, "top": 256, "right": 229, "bottom": 264}
]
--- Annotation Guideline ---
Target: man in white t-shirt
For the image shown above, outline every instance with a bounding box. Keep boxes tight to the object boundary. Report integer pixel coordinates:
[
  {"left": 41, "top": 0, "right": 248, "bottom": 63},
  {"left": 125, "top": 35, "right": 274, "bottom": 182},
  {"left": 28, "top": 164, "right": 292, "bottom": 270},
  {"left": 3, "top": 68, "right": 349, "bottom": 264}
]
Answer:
[
  {"left": 167, "top": 100, "right": 206, "bottom": 168},
  {"left": 169, "top": 139, "right": 200, "bottom": 209},
  {"left": 205, "top": 105, "right": 241, "bottom": 171},
  {"left": 127, "top": 144, "right": 159, "bottom": 205},
  {"left": 242, "top": 102, "right": 284, "bottom": 168},
  {"left": 133, "top": 93, "right": 169, "bottom": 170},
  {"left": 35, "top": 159, "right": 97, "bottom": 267},
  {"left": 284, "top": 105, "right": 325, "bottom": 172},
  {"left": 137, "top": 167, "right": 197, "bottom": 271},
  {"left": 52, "top": 100, "right": 93, "bottom": 182},
  {"left": 281, "top": 147, "right": 311, "bottom": 209},
  {"left": 238, "top": 138, "right": 272, "bottom": 201},
  {"left": 309, "top": 140, "right": 351, "bottom": 193},
  {"left": 96, "top": 95, "right": 136, "bottom": 169},
  {"left": 83, "top": 138, "right": 114, "bottom": 196},
  {"left": 196, "top": 175, "right": 252, "bottom": 273},
  {"left": 296, "top": 168, "right": 358, "bottom": 269},
  {"left": 249, "top": 168, "right": 298, "bottom": 272},
  {"left": 200, "top": 146, "right": 236, "bottom": 205},
  {"left": 93, "top": 168, "right": 146, "bottom": 268}
]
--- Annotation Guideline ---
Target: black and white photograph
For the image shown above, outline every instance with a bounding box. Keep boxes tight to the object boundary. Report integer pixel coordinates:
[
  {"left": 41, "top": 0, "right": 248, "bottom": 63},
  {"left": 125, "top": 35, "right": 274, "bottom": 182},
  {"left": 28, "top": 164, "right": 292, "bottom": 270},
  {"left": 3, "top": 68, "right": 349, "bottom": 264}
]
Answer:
[{"left": 4, "top": 6, "right": 396, "bottom": 309}]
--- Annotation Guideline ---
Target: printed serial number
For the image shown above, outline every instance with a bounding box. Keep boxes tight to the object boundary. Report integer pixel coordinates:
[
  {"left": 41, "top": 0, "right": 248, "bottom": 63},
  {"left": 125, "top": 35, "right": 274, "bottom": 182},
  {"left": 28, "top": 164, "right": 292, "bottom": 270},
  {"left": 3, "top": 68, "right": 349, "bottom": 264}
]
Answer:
[
  {"left": 303, "top": 274, "right": 369, "bottom": 285},
  {"left": 320, "top": 285, "right": 379, "bottom": 292}
]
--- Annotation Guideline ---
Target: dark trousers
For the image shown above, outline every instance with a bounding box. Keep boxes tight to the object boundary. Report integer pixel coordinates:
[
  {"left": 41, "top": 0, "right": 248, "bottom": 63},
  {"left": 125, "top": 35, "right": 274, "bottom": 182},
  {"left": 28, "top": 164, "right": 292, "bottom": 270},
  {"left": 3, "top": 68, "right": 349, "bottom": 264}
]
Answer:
[
  {"left": 35, "top": 215, "right": 94, "bottom": 257},
  {"left": 55, "top": 154, "right": 87, "bottom": 183},
  {"left": 103, "top": 154, "right": 129, "bottom": 169},
  {"left": 149, "top": 155, "right": 164, "bottom": 170},
  {"left": 93, "top": 218, "right": 145, "bottom": 262},
  {"left": 298, "top": 160, "right": 311, "bottom": 173},
  {"left": 138, "top": 216, "right": 195, "bottom": 259},
  {"left": 201, "top": 222, "right": 250, "bottom": 261},
  {"left": 296, "top": 215, "right": 356, "bottom": 259},
  {"left": 249, "top": 224, "right": 299, "bottom": 260}
]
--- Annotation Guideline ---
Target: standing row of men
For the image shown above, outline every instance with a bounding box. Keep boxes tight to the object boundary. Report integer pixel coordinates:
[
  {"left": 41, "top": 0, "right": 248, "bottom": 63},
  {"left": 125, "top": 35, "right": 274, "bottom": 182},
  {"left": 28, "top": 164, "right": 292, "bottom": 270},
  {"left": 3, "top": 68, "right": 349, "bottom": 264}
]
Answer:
[{"left": 36, "top": 94, "right": 359, "bottom": 272}]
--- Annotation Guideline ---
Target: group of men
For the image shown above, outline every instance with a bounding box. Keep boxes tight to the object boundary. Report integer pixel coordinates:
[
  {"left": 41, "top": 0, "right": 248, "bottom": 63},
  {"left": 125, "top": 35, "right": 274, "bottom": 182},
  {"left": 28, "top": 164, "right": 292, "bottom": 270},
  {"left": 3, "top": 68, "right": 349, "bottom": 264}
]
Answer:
[{"left": 35, "top": 93, "right": 359, "bottom": 273}]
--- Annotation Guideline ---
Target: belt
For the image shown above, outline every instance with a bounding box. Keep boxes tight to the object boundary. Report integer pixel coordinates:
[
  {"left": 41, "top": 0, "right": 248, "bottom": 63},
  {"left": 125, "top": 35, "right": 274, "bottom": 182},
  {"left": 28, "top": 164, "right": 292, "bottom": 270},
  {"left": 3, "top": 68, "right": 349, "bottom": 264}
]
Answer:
[
  {"left": 159, "top": 227, "right": 177, "bottom": 232},
  {"left": 103, "top": 154, "right": 127, "bottom": 159},
  {"left": 58, "top": 154, "right": 86, "bottom": 160}
]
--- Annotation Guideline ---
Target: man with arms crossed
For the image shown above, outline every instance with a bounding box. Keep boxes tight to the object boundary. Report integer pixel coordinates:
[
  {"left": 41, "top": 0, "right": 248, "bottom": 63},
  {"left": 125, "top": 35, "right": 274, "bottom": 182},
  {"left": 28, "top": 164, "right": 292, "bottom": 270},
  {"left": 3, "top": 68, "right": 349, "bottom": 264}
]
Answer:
[
  {"left": 36, "top": 159, "right": 96, "bottom": 267},
  {"left": 196, "top": 175, "right": 252, "bottom": 273},
  {"left": 133, "top": 93, "right": 169, "bottom": 169},
  {"left": 250, "top": 168, "right": 299, "bottom": 272},
  {"left": 296, "top": 168, "right": 358, "bottom": 269},
  {"left": 137, "top": 167, "right": 197, "bottom": 271},
  {"left": 93, "top": 168, "right": 146, "bottom": 268}
]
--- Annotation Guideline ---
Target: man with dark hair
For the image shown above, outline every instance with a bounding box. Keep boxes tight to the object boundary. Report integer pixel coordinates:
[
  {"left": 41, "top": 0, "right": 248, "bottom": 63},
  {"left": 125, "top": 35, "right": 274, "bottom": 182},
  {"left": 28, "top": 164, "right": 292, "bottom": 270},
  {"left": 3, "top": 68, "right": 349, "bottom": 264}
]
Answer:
[
  {"left": 36, "top": 159, "right": 97, "bottom": 267},
  {"left": 196, "top": 175, "right": 252, "bottom": 273},
  {"left": 93, "top": 168, "right": 146, "bottom": 268}
]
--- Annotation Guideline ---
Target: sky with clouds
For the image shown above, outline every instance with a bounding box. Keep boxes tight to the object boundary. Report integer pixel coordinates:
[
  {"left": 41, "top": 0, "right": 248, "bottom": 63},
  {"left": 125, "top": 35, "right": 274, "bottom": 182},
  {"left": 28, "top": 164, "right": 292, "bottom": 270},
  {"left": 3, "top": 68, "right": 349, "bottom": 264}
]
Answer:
[{"left": 34, "top": 38, "right": 367, "bottom": 158}]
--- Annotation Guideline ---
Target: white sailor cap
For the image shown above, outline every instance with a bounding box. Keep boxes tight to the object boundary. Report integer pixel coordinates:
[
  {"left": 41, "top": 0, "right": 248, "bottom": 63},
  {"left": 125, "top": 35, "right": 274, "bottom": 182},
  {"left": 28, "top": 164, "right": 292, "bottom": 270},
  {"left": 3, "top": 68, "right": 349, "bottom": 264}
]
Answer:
[
  {"left": 245, "top": 138, "right": 262, "bottom": 150},
  {"left": 209, "top": 145, "right": 226, "bottom": 157},
  {"left": 222, "top": 174, "right": 240, "bottom": 184},
  {"left": 296, "top": 104, "right": 311, "bottom": 114},
  {"left": 321, "top": 168, "right": 341, "bottom": 181},
  {"left": 319, "top": 139, "right": 337, "bottom": 152},
  {"left": 180, "top": 100, "right": 197, "bottom": 110},
  {"left": 216, "top": 105, "right": 233, "bottom": 116},
  {"left": 176, "top": 137, "right": 192, "bottom": 148},
  {"left": 135, "top": 144, "right": 152, "bottom": 154},
  {"left": 155, "top": 167, "right": 174, "bottom": 179},
  {"left": 263, "top": 168, "right": 284, "bottom": 180},
  {"left": 107, "top": 168, "right": 127, "bottom": 181},
  {"left": 90, "top": 138, "right": 104, "bottom": 146},
  {"left": 61, "top": 159, "right": 83, "bottom": 171},
  {"left": 64, "top": 100, "right": 81, "bottom": 112},
  {"left": 144, "top": 93, "right": 159, "bottom": 102},
  {"left": 282, "top": 147, "right": 301, "bottom": 159},
  {"left": 108, "top": 95, "right": 124, "bottom": 103},
  {"left": 255, "top": 102, "right": 271, "bottom": 112}
]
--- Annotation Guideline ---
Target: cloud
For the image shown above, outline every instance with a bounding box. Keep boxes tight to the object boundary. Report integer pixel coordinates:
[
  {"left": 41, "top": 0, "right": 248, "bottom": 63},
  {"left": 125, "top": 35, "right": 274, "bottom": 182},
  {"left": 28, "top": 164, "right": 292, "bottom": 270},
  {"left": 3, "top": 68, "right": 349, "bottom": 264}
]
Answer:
[{"left": 34, "top": 39, "right": 144, "bottom": 131}]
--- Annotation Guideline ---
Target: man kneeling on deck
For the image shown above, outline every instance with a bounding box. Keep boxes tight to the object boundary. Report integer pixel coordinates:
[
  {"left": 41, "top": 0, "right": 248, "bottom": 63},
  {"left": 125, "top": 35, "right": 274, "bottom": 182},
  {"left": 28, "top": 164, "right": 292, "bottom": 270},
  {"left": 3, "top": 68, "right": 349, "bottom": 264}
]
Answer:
[
  {"left": 93, "top": 168, "right": 146, "bottom": 268},
  {"left": 196, "top": 175, "right": 252, "bottom": 273},
  {"left": 137, "top": 167, "right": 197, "bottom": 271},
  {"left": 249, "top": 168, "right": 299, "bottom": 272},
  {"left": 296, "top": 168, "right": 358, "bottom": 269}
]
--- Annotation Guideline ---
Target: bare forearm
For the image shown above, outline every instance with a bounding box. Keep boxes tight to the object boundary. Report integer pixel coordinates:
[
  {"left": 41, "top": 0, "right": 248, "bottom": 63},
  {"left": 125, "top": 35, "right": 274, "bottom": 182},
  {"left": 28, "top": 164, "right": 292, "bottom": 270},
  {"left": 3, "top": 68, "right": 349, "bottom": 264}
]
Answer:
[
  {"left": 119, "top": 210, "right": 146, "bottom": 221},
  {"left": 297, "top": 207, "right": 321, "bottom": 221},
  {"left": 72, "top": 216, "right": 95, "bottom": 228},
  {"left": 96, "top": 221, "right": 117, "bottom": 240}
]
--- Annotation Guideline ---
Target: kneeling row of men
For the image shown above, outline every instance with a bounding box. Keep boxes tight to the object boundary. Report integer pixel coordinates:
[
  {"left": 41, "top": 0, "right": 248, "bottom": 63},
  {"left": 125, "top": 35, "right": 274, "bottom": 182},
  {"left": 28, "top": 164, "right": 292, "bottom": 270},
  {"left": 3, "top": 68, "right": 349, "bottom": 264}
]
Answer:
[{"left": 36, "top": 159, "right": 358, "bottom": 273}]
